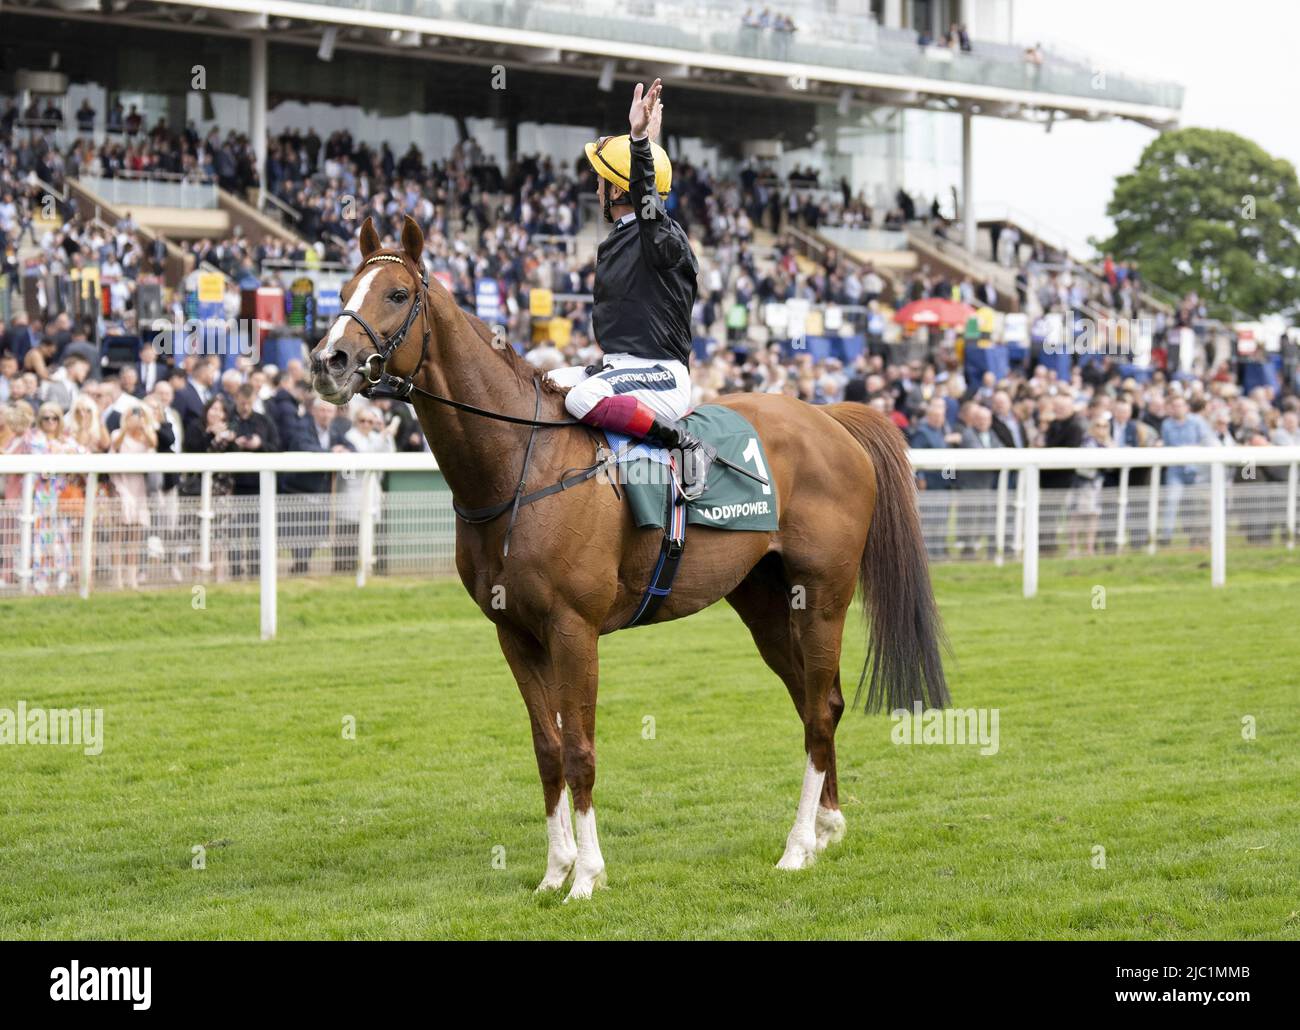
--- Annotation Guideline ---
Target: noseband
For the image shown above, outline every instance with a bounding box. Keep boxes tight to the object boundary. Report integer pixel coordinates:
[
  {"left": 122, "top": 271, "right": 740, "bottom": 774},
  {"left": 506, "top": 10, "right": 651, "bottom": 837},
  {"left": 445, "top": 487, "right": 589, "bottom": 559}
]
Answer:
[{"left": 337, "top": 253, "right": 429, "bottom": 400}]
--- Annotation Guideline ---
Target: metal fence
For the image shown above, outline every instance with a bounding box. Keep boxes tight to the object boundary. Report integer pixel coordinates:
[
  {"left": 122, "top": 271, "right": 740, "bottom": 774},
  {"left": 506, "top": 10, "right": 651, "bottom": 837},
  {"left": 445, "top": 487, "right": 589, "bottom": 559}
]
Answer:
[{"left": 0, "top": 448, "right": 1297, "bottom": 635}]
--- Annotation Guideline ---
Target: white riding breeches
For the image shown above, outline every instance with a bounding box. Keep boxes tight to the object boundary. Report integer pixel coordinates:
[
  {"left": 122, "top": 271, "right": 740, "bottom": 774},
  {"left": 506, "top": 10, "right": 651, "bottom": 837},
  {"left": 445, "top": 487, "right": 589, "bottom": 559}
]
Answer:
[{"left": 546, "top": 353, "right": 692, "bottom": 423}]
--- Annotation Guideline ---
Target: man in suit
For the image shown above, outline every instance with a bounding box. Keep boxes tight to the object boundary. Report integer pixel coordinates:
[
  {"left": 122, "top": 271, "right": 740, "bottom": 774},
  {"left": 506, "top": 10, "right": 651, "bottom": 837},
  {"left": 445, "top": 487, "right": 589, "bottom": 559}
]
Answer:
[
  {"left": 136, "top": 343, "right": 164, "bottom": 395},
  {"left": 989, "top": 390, "right": 1026, "bottom": 449},
  {"left": 3, "top": 316, "right": 42, "bottom": 364},
  {"left": 227, "top": 383, "right": 281, "bottom": 578},
  {"left": 279, "top": 396, "right": 349, "bottom": 574},
  {"left": 957, "top": 404, "right": 1002, "bottom": 558},
  {"left": 266, "top": 370, "right": 307, "bottom": 455},
  {"left": 1039, "top": 394, "right": 1085, "bottom": 553},
  {"left": 174, "top": 356, "right": 220, "bottom": 440},
  {"left": 910, "top": 398, "right": 962, "bottom": 559}
]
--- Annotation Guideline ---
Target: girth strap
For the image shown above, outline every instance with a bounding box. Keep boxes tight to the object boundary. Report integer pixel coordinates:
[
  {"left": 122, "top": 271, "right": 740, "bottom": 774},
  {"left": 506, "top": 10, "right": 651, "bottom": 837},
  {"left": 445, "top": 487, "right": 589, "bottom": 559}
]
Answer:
[{"left": 622, "top": 477, "right": 688, "bottom": 629}]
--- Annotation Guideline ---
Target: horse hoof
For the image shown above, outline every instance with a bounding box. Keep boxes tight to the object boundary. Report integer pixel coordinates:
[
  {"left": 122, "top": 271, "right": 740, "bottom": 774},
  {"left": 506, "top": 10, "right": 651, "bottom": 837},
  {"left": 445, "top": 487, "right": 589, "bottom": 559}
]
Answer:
[
  {"left": 776, "top": 839, "right": 816, "bottom": 870},
  {"left": 535, "top": 869, "right": 572, "bottom": 893},
  {"left": 814, "top": 806, "right": 847, "bottom": 852},
  {"left": 535, "top": 849, "right": 578, "bottom": 893},
  {"left": 563, "top": 866, "right": 607, "bottom": 902}
]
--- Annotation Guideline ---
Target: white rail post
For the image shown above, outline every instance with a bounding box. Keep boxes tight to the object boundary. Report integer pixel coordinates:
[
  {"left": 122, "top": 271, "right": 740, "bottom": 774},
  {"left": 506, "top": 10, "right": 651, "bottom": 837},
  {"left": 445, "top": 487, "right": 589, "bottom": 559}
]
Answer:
[
  {"left": 1147, "top": 466, "right": 1161, "bottom": 555},
  {"left": 259, "top": 470, "right": 277, "bottom": 640},
  {"left": 18, "top": 473, "right": 35, "bottom": 594},
  {"left": 994, "top": 468, "right": 1008, "bottom": 567},
  {"left": 198, "top": 471, "right": 214, "bottom": 575},
  {"left": 1012, "top": 470, "right": 1025, "bottom": 555},
  {"left": 80, "top": 472, "right": 98, "bottom": 599},
  {"left": 1287, "top": 463, "right": 1298, "bottom": 551},
  {"left": 1115, "top": 466, "right": 1129, "bottom": 552},
  {"left": 1210, "top": 460, "right": 1226, "bottom": 588},
  {"left": 357, "top": 471, "right": 376, "bottom": 589},
  {"left": 1022, "top": 465, "right": 1039, "bottom": 598}
]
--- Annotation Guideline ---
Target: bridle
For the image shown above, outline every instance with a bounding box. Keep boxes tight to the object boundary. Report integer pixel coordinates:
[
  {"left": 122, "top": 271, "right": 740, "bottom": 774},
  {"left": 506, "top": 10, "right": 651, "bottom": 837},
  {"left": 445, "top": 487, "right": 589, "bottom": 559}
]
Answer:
[
  {"left": 338, "top": 253, "right": 431, "bottom": 402},
  {"left": 334, "top": 251, "right": 577, "bottom": 429},
  {"left": 330, "top": 249, "right": 588, "bottom": 556}
]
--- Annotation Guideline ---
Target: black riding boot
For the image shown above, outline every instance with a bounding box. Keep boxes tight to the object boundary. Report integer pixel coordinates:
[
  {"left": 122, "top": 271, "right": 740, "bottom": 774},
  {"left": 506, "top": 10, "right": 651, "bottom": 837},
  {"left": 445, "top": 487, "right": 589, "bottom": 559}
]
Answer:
[{"left": 644, "top": 417, "right": 717, "bottom": 500}]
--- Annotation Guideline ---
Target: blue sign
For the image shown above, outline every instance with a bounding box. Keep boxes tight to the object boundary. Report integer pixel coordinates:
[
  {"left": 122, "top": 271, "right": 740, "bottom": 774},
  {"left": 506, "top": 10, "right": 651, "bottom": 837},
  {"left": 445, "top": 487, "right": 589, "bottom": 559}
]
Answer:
[{"left": 475, "top": 278, "right": 501, "bottom": 322}]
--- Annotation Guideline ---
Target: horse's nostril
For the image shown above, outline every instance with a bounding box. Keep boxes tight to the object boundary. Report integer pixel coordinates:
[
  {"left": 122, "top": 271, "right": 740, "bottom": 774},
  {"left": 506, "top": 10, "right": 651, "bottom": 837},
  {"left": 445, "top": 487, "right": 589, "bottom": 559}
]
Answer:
[{"left": 326, "top": 351, "right": 349, "bottom": 374}]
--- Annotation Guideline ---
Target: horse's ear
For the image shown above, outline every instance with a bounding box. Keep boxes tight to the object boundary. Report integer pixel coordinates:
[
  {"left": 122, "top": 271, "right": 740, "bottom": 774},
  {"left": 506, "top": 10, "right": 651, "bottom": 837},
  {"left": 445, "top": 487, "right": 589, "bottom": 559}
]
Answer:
[
  {"left": 359, "top": 217, "right": 381, "bottom": 258},
  {"left": 401, "top": 215, "right": 424, "bottom": 268}
]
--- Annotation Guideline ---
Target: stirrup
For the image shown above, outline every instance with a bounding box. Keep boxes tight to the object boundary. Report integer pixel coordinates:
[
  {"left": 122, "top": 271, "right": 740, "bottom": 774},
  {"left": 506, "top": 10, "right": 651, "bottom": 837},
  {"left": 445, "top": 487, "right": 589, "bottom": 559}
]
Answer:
[{"left": 677, "top": 437, "right": 716, "bottom": 501}]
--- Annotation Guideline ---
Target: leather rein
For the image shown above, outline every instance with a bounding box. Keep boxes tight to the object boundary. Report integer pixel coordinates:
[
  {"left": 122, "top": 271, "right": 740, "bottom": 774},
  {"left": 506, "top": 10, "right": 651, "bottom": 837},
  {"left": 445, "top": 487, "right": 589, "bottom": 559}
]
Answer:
[
  {"left": 342, "top": 252, "right": 578, "bottom": 428},
  {"left": 336, "top": 252, "right": 602, "bottom": 555}
]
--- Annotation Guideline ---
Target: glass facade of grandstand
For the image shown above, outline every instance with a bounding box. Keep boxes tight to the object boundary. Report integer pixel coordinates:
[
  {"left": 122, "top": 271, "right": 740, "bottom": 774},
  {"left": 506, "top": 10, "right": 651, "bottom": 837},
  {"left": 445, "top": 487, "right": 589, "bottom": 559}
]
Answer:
[{"left": 297, "top": 0, "right": 1182, "bottom": 110}]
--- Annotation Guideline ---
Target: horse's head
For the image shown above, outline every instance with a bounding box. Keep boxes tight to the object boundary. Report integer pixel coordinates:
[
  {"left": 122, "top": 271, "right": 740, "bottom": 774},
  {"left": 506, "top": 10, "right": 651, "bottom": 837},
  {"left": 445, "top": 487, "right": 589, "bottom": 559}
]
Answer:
[{"left": 310, "top": 214, "right": 427, "bottom": 405}]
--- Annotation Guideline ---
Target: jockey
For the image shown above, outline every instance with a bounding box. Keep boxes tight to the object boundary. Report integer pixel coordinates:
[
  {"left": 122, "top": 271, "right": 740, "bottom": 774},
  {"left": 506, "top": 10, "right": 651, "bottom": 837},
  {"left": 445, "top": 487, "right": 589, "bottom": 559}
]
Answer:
[{"left": 545, "top": 79, "right": 715, "bottom": 499}]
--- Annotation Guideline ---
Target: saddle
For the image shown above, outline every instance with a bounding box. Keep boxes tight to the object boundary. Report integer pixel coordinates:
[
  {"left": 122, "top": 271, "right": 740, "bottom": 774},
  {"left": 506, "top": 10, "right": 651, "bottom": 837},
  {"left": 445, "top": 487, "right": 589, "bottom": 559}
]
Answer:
[{"left": 454, "top": 396, "right": 776, "bottom": 629}]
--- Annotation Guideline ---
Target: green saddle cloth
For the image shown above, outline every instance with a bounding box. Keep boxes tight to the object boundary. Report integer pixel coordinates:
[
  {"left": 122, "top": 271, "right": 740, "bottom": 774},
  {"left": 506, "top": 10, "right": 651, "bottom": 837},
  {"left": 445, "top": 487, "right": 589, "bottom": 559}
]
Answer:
[{"left": 613, "top": 405, "right": 779, "bottom": 533}]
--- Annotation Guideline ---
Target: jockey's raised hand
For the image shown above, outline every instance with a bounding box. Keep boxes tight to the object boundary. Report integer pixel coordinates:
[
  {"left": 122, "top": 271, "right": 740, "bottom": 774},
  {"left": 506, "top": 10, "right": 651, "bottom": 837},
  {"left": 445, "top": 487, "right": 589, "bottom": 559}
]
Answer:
[{"left": 629, "top": 79, "right": 663, "bottom": 141}]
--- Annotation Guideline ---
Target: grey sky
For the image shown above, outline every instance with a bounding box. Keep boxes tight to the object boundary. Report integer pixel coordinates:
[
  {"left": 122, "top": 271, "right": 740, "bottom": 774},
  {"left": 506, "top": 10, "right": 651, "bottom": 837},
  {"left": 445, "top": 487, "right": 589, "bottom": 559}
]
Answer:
[{"left": 973, "top": 0, "right": 1297, "bottom": 255}]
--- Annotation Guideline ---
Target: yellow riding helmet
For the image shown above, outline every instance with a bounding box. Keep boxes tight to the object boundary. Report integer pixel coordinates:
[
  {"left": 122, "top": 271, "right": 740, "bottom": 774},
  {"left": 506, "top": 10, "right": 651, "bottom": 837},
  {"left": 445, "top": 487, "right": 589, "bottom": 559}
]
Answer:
[{"left": 584, "top": 134, "right": 673, "bottom": 199}]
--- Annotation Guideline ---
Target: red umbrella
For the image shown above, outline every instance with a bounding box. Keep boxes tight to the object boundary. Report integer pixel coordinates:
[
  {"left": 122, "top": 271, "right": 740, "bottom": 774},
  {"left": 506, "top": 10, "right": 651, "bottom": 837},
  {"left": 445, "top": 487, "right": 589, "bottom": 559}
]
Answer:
[{"left": 892, "top": 298, "right": 977, "bottom": 327}]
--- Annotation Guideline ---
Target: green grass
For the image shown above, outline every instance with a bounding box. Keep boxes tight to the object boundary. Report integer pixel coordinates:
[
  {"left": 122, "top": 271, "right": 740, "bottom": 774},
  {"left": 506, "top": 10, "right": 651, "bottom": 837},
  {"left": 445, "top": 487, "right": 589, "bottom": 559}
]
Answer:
[{"left": 1, "top": 550, "right": 1298, "bottom": 940}]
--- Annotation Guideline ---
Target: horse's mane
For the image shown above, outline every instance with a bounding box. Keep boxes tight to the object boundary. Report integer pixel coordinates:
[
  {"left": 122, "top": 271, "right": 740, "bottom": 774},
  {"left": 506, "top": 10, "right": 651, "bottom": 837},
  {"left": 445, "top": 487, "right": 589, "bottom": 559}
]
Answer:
[
  {"left": 425, "top": 275, "right": 572, "bottom": 409},
  {"left": 361, "top": 246, "right": 562, "bottom": 406}
]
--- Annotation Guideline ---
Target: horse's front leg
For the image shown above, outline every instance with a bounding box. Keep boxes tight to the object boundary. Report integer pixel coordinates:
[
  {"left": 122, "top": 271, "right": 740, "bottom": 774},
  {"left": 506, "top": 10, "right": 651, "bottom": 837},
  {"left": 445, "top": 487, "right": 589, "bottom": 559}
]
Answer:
[
  {"left": 497, "top": 624, "right": 576, "bottom": 892},
  {"left": 547, "top": 616, "right": 606, "bottom": 902}
]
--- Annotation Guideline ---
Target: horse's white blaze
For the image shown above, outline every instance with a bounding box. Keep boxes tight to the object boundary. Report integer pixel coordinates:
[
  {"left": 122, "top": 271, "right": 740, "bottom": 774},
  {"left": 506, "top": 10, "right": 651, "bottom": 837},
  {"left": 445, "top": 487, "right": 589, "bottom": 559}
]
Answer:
[
  {"left": 536, "top": 786, "right": 578, "bottom": 892},
  {"left": 564, "top": 806, "right": 607, "bottom": 902},
  {"left": 321, "top": 267, "right": 381, "bottom": 355},
  {"left": 777, "top": 754, "right": 826, "bottom": 870}
]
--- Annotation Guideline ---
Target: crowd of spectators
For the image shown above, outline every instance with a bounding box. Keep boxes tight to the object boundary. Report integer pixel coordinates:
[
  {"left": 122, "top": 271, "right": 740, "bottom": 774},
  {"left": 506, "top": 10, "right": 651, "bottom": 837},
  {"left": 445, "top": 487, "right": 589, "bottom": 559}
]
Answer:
[
  {"left": 4, "top": 106, "right": 1299, "bottom": 589},
  {"left": 0, "top": 344, "right": 421, "bottom": 591}
]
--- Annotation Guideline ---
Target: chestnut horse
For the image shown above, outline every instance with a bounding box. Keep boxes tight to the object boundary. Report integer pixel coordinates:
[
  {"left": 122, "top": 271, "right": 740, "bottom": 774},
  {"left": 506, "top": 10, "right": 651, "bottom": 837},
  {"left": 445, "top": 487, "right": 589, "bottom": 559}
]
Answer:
[{"left": 311, "top": 216, "right": 948, "bottom": 901}]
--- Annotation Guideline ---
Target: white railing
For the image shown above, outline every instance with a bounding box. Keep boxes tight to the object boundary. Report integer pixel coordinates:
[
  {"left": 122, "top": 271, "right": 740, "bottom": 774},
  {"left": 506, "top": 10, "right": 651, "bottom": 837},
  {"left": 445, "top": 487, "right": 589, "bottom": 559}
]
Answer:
[
  {"left": 79, "top": 174, "right": 219, "bottom": 210},
  {"left": 0, "top": 447, "right": 1297, "bottom": 634},
  {"left": 909, "top": 446, "right": 1300, "bottom": 597}
]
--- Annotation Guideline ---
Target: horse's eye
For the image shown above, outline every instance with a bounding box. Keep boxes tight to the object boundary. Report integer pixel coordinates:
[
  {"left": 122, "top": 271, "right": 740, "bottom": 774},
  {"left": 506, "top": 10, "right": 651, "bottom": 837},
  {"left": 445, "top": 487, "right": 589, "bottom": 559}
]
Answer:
[{"left": 391, "top": 290, "right": 408, "bottom": 303}]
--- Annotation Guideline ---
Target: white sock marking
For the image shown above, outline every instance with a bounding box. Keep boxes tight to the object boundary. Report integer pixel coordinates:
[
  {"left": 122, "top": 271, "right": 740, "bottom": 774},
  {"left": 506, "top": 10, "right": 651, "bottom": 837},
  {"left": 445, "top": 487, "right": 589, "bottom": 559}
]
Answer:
[{"left": 777, "top": 754, "right": 826, "bottom": 870}]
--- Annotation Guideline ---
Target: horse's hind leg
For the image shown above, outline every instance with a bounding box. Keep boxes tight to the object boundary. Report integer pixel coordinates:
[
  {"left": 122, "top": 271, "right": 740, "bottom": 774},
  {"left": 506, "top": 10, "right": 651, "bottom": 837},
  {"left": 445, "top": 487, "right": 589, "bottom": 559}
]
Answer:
[
  {"left": 817, "top": 673, "right": 848, "bottom": 851},
  {"left": 727, "top": 556, "right": 846, "bottom": 859},
  {"left": 497, "top": 625, "right": 577, "bottom": 892},
  {"left": 762, "top": 545, "right": 857, "bottom": 870},
  {"left": 726, "top": 555, "right": 806, "bottom": 709}
]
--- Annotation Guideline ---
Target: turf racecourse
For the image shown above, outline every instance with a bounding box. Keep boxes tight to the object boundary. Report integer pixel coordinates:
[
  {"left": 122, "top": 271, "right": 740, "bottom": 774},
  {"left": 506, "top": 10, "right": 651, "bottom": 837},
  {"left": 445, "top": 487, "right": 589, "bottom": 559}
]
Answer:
[{"left": 2, "top": 550, "right": 1297, "bottom": 940}]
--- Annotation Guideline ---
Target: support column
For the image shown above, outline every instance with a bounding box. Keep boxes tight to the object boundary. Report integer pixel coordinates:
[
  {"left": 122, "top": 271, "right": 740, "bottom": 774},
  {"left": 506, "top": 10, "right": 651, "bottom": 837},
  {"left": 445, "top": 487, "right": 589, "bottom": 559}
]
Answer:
[
  {"left": 884, "top": 0, "right": 903, "bottom": 29},
  {"left": 961, "top": 109, "right": 975, "bottom": 254},
  {"left": 250, "top": 34, "right": 268, "bottom": 196},
  {"left": 505, "top": 114, "right": 519, "bottom": 166}
]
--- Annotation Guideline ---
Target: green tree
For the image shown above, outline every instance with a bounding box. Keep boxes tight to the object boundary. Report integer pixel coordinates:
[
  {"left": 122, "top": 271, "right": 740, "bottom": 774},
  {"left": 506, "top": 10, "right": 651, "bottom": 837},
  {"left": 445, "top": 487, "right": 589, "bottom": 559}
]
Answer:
[{"left": 1099, "top": 128, "right": 1300, "bottom": 318}]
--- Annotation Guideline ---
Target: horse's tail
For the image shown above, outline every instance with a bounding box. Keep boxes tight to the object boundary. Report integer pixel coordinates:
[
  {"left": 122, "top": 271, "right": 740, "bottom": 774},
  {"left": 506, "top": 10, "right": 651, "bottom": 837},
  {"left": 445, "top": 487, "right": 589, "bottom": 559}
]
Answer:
[{"left": 824, "top": 403, "right": 950, "bottom": 714}]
